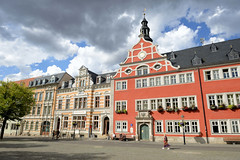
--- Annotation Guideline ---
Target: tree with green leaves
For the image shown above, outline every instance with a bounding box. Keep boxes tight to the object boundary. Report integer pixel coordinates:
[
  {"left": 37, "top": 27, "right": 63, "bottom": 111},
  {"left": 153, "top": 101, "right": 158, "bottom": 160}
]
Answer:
[{"left": 0, "top": 81, "right": 35, "bottom": 139}]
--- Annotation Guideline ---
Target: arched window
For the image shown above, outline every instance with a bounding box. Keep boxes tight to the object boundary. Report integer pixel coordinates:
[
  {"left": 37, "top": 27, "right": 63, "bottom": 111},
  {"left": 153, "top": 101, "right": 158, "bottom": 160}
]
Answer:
[{"left": 137, "top": 66, "right": 148, "bottom": 75}]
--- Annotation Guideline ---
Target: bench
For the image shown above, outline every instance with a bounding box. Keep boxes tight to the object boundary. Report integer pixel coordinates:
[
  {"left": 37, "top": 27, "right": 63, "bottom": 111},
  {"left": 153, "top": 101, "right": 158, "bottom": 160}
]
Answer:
[
  {"left": 223, "top": 137, "right": 240, "bottom": 144},
  {"left": 113, "top": 134, "right": 135, "bottom": 141}
]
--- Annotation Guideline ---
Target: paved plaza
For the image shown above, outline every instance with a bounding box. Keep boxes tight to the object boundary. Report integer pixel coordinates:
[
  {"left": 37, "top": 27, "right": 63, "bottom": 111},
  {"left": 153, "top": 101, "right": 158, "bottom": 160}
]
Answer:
[{"left": 0, "top": 136, "right": 240, "bottom": 160}]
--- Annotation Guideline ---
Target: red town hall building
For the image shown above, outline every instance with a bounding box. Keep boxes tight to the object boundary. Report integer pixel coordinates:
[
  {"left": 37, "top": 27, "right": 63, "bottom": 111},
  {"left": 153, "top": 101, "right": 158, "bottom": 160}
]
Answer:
[{"left": 112, "top": 15, "right": 240, "bottom": 144}]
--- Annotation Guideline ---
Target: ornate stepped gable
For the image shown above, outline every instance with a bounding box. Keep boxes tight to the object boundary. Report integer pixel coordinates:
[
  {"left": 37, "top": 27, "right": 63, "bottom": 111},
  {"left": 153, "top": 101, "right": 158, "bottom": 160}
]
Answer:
[{"left": 114, "top": 37, "right": 179, "bottom": 79}]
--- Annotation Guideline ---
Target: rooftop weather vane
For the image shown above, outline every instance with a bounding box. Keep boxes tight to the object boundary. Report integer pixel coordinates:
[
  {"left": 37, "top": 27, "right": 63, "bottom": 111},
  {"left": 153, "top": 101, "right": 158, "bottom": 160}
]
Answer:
[{"left": 143, "top": 8, "right": 146, "bottom": 17}]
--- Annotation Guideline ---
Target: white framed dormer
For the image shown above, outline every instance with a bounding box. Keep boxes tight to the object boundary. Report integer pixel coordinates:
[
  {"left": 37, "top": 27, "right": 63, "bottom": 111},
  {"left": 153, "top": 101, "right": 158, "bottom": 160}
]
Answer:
[
  {"left": 50, "top": 76, "right": 55, "bottom": 83},
  {"left": 106, "top": 74, "right": 111, "bottom": 83},
  {"left": 96, "top": 76, "right": 101, "bottom": 84}
]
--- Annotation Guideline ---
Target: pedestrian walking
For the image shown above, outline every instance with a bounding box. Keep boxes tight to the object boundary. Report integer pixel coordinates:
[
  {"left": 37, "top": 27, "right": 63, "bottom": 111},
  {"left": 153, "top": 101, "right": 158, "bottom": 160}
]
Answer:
[
  {"left": 162, "top": 134, "right": 170, "bottom": 150},
  {"left": 56, "top": 130, "right": 60, "bottom": 140},
  {"left": 52, "top": 130, "right": 55, "bottom": 140}
]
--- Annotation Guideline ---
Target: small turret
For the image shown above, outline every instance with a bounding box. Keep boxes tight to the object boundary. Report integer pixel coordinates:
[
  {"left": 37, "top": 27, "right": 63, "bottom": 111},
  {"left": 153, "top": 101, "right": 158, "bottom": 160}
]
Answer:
[{"left": 138, "top": 13, "right": 152, "bottom": 42}]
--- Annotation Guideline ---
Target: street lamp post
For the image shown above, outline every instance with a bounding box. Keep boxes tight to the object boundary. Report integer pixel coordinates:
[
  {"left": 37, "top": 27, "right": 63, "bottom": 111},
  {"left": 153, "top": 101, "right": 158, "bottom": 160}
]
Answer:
[
  {"left": 15, "top": 123, "right": 20, "bottom": 136},
  {"left": 73, "top": 122, "right": 77, "bottom": 140},
  {"left": 181, "top": 115, "right": 186, "bottom": 145}
]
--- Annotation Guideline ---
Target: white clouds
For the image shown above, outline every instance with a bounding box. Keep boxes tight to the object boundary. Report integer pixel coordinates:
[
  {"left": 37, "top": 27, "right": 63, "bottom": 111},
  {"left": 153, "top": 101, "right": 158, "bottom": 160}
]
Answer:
[
  {"left": 187, "top": 3, "right": 240, "bottom": 37},
  {"left": 29, "top": 65, "right": 64, "bottom": 78},
  {"left": 203, "top": 37, "right": 225, "bottom": 45},
  {"left": 1, "top": 0, "right": 240, "bottom": 81},
  {"left": 157, "top": 25, "right": 198, "bottom": 53},
  {"left": 4, "top": 65, "right": 63, "bottom": 81},
  {"left": 66, "top": 46, "right": 119, "bottom": 77}
]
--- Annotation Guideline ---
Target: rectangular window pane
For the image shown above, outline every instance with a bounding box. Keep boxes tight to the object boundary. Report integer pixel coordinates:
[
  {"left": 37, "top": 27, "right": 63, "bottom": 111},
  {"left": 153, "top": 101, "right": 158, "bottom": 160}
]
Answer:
[
  {"left": 179, "top": 74, "right": 185, "bottom": 83},
  {"left": 164, "top": 76, "right": 169, "bottom": 85},
  {"left": 156, "top": 77, "right": 161, "bottom": 86},
  {"left": 136, "top": 101, "right": 142, "bottom": 111},
  {"left": 212, "top": 121, "right": 219, "bottom": 133},
  {"left": 136, "top": 80, "right": 141, "bottom": 88},
  {"left": 205, "top": 71, "right": 211, "bottom": 80},
  {"left": 122, "top": 81, "right": 127, "bottom": 90},
  {"left": 227, "top": 94, "right": 234, "bottom": 105},
  {"left": 116, "top": 82, "right": 121, "bottom": 90},
  {"left": 223, "top": 69, "right": 229, "bottom": 78},
  {"left": 213, "top": 70, "right": 219, "bottom": 80},
  {"left": 151, "top": 99, "right": 156, "bottom": 110},
  {"left": 142, "top": 79, "right": 147, "bottom": 87},
  {"left": 156, "top": 121, "right": 162, "bottom": 133},
  {"left": 150, "top": 78, "right": 155, "bottom": 86},
  {"left": 231, "top": 68, "right": 238, "bottom": 78},
  {"left": 171, "top": 75, "right": 176, "bottom": 84},
  {"left": 186, "top": 73, "right": 193, "bottom": 82}
]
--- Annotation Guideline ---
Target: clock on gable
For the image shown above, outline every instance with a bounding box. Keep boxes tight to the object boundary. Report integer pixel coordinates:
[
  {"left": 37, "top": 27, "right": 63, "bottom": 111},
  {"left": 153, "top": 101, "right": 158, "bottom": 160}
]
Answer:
[{"left": 138, "top": 51, "right": 147, "bottom": 60}]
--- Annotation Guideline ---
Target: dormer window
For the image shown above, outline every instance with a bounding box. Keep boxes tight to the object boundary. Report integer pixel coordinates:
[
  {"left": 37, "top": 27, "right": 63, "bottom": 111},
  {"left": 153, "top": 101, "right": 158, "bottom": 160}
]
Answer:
[
  {"left": 227, "top": 48, "right": 239, "bottom": 60},
  {"left": 106, "top": 75, "right": 111, "bottom": 83},
  {"left": 137, "top": 66, "right": 148, "bottom": 75},
  {"left": 29, "top": 81, "right": 33, "bottom": 87},
  {"left": 50, "top": 76, "right": 55, "bottom": 83},
  {"left": 192, "top": 53, "right": 203, "bottom": 66},
  {"left": 96, "top": 76, "right": 101, "bottom": 84},
  {"left": 61, "top": 81, "right": 65, "bottom": 89},
  {"left": 37, "top": 80, "right": 41, "bottom": 85},
  {"left": 169, "top": 51, "right": 176, "bottom": 60},
  {"left": 210, "top": 43, "right": 218, "bottom": 52}
]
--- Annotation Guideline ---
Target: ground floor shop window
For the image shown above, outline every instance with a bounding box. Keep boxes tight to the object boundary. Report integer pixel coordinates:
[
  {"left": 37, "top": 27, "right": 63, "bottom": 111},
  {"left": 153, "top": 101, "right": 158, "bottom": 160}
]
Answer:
[
  {"left": 93, "top": 116, "right": 99, "bottom": 130},
  {"left": 166, "top": 120, "right": 199, "bottom": 134},
  {"left": 210, "top": 119, "right": 240, "bottom": 134},
  {"left": 73, "top": 116, "right": 86, "bottom": 129},
  {"left": 63, "top": 116, "right": 69, "bottom": 129},
  {"left": 115, "top": 121, "right": 128, "bottom": 133},
  {"left": 155, "top": 121, "right": 163, "bottom": 133}
]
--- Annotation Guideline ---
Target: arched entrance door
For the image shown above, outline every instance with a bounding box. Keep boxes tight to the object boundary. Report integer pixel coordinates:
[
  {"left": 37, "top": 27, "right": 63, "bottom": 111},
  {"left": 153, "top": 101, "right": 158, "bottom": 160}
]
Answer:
[
  {"left": 41, "top": 121, "right": 50, "bottom": 135},
  {"left": 140, "top": 124, "right": 149, "bottom": 140},
  {"left": 103, "top": 117, "right": 109, "bottom": 135}
]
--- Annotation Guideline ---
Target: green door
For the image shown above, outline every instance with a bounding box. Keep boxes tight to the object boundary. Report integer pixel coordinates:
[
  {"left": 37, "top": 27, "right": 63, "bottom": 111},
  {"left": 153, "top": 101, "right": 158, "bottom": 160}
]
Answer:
[{"left": 140, "top": 124, "right": 149, "bottom": 140}]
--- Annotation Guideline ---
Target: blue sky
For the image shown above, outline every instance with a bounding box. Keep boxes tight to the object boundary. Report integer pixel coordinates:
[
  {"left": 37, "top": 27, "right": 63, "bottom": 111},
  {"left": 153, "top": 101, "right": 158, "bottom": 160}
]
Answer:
[{"left": 0, "top": 0, "right": 240, "bottom": 81}]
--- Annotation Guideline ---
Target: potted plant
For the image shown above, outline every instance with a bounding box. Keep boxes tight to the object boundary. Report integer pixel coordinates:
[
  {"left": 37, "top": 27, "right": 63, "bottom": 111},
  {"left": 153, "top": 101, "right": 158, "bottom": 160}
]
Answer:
[
  {"left": 166, "top": 106, "right": 173, "bottom": 112},
  {"left": 182, "top": 106, "right": 188, "bottom": 111},
  {"left": 210, "top": 105, "right": 217, "bottom": 110},
  {"left": 123, "top": 109, "right": 127, "bottom": 114},
  {"left": 157, "top": 106, "right": 164, "bottom": 112},
  {"left": 218, "top": 104, "right": 226, "bottom": 110},
  {"left": 190, "top": 105, "right": 197, "bottom": 111},
  {"left": 227, "top": 104, "right": 237, "bottom": 110},
  {"left": 174, "top": 107, "right": 179, "bottom": 112}
]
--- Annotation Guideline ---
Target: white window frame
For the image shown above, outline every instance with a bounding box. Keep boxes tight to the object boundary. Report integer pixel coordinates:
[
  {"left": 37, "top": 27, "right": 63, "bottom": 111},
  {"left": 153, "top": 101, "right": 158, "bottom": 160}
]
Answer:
[
  {"left": 207, "top": 92, "right": 240, "bottom": 108},
  {"left": 116, "top": 81, "right": 127, "bottom": 90},
  {"left": 115, "top": 101, "right": 127, "bottom": 112},
  {"left": 115, "top": 121, "right": 128, "bottom": 133},
  {"left": 155, "top": 120, "right": 163, "bottom": 133},
  {"left": 210, "top": 119, "right": 240, "bottom": 134}
]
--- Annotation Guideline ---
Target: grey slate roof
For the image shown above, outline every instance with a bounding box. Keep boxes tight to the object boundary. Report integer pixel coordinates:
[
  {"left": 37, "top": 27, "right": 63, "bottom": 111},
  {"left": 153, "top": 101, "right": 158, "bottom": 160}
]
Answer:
[
  {"left": 29, "top": 72, "right": 66, "bottom": 87},
  {"left": 166, "top": 38, "right": 240, "bottom": 69}
]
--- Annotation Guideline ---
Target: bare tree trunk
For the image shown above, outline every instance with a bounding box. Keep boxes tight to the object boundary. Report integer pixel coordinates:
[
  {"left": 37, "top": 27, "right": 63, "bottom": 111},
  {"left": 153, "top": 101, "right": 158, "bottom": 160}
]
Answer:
[{"left": 0, "top": 118, "right": 7, "bottom": 140}]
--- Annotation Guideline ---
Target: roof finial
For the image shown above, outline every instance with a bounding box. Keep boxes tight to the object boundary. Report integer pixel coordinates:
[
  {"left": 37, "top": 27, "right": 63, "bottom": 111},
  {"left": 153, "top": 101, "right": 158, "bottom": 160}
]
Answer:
[{"left": 143, "top": 8, "right": 146, "bottom": 17}]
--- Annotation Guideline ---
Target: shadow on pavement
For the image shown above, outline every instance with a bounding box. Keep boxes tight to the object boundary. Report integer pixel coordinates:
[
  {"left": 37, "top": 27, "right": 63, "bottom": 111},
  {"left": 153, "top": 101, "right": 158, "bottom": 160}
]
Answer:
[
  {"left": 0, "top": 143, "right": 47, "bottom": 148},
  {"left": 0, "top": 151, "right": 109, "bottom": 160}
]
